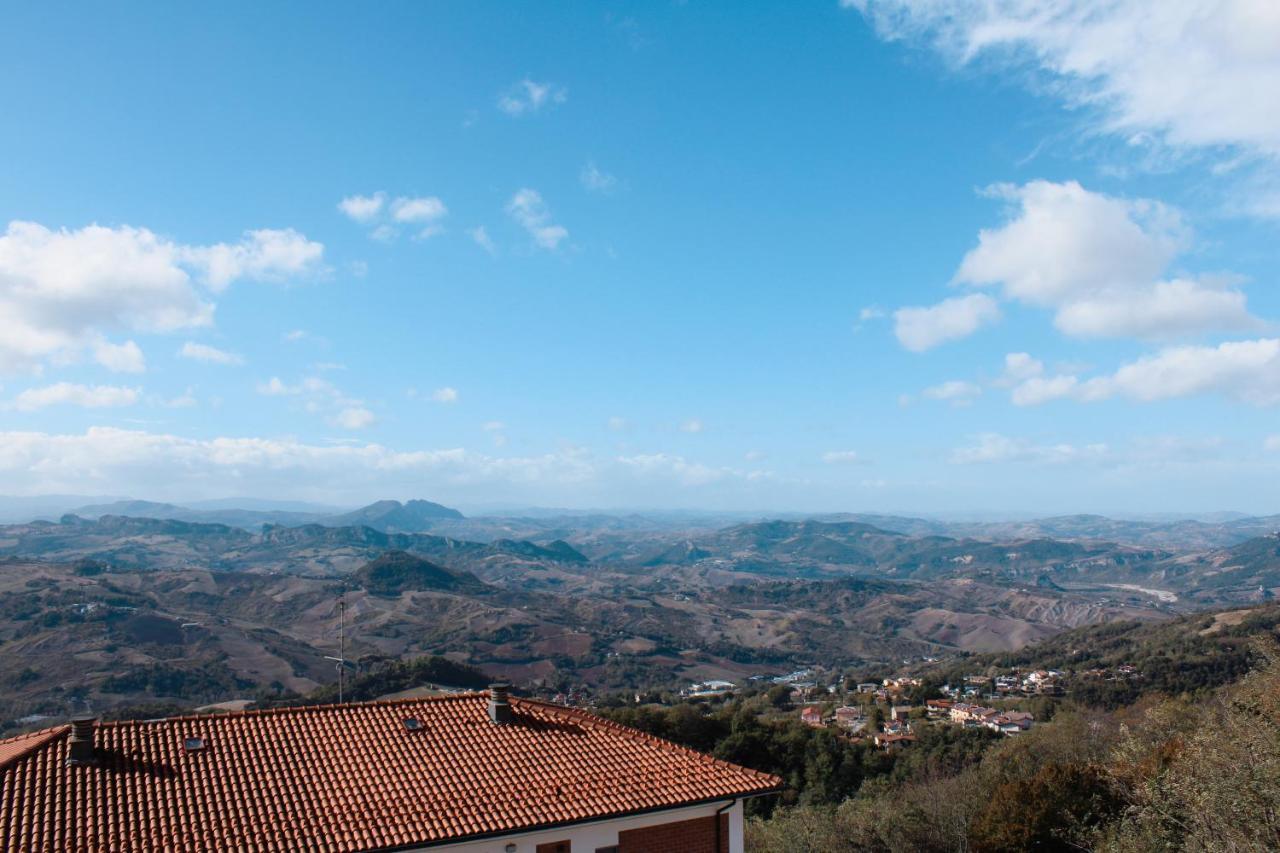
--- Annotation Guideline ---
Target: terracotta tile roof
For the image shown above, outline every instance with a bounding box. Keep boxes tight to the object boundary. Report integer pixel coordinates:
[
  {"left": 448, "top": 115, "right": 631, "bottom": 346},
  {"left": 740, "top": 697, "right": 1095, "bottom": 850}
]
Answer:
[
  {"left": 0, "top": 727, "right": 64, "bottom": 772},
  {"left": 0, "top": 694, "right": 780, "bottom": 852}
]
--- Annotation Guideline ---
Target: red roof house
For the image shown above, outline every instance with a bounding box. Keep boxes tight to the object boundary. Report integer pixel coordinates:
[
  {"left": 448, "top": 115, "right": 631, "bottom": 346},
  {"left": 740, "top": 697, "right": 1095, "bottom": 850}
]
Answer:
[{"left": 0, "top": 686, "right": 780, "bottom": 852}]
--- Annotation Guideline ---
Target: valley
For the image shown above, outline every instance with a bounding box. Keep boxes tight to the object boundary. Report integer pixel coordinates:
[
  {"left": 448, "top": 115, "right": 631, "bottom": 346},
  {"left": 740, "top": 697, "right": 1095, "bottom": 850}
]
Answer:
[{"left": 0, "top": 498, "right": 1276, "bottom": 730}]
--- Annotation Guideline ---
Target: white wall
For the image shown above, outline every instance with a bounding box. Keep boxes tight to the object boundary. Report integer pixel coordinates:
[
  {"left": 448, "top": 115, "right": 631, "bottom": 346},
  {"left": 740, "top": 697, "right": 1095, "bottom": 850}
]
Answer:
[{"left": 406, "top": 799, "right": 745, "bottom": 853}]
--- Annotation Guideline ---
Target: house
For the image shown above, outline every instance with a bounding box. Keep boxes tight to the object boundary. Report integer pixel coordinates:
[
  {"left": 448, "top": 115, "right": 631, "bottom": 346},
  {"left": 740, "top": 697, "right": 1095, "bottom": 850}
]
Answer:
[
  {"left": 889, "top": 705, "right": 914, "bottom": 722},
  {"left": 925, "top": 699, "right": 954, "bottom": 718},
  {"left": 800, "top": 705, "right": 824, "bottom": 727},
  {"left": 683, "top": 679, "right": 736, "bottom": 698},
  {"left": 834, "top": 706, "right": 863, "bottom": 728},
  {"left": 873, "top": 732, "right": 916, "bottom": 751},
  {"left": 855, "top": 682, "right": 880, "bottom": 694},
  {"left": 0, "top": 684, "right": 781, "bottom": 852},
  {"left": 988, "top": 711, "right": 1034, "bottom": 735}
]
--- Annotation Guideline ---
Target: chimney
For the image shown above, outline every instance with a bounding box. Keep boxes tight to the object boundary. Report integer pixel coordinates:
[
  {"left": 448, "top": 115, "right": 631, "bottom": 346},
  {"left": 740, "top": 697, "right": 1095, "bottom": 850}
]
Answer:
[
  {"left": 488, "top": 682, "right": 514, "bottom": 725},
  {"left": 66, "top": 713, "right": 98, "bottom": 765}
]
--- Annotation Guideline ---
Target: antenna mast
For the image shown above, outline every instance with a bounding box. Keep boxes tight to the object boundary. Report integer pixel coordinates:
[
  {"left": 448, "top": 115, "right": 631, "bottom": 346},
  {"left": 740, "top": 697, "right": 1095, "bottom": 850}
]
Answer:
[
  {"left": 338, "top": 588, "right": 346, "bottom": 703},
  {"left": 324, "top": 581, "right": 349, "bottom": 703}
]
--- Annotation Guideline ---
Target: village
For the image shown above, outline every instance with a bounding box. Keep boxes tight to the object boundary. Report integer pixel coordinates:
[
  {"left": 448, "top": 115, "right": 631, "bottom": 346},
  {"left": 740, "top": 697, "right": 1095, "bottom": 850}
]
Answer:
[{"left": 669, "top": 660, "right": 1146, "bottom": 749}]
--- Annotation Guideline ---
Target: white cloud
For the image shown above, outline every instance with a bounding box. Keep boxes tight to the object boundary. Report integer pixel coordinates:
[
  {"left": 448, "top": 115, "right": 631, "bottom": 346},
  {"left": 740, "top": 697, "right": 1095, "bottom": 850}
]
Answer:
[
  {"left": 0, "top": 427, "right": 775, "bottom": 502},
  {"left": 848, "top": 0, "right": 1280, "bottom": 160},
  {"left": 179, "top": 341, "right": 244, "bottom": 366},
  {"left": 0, "top": 221, "right": 321, "bottom": 374},
  {"left": 607, "top": 416, "right": 629, "bottom": 432},
  {"left": 342, "top": 194, "right": 448, "bottom": 242},
  {"left": 951, "top": 432, "right": 1109, "bottom": 465},
  {"left": 1010, "top": 374, "right": 1082, "bottom": 407},
  {"left": 432, "top": 387, "right": 459, "bottom": 404},
  {"left": 498, "top": 79, "right": 566, "bottom": 116},
  {"left": 163, "top": 388, "right": 197, "bottom": 409},
  {"left": 858, "top": 306, "right": 886, "bottom": 322},
  {"left": 679, "top": 418, "right": 704, "bottom": 434},
  {"left": 580, "top": 162, "right": 618, "bottom": 193},
  {"left": 390, "top": 196, "right": 447, "bottom": 223},
  {"left": 331, "top": 406, "right": 376, "bottom": 430},
  {"left": 893, "top": 293, "right": 1001, "bottom": 351},
  {"left": 338, "top": 193, "right": 386, "bottom": 223},
  {"left": 745, "top": 449, "right": 766, "bottom": 461},
  {"left": 468, "top": 226, "right": 497, "bottom": 255},
  {"left": 954, "top": 181, "right": 1257, "bottom": 340},
  {"left": 1007, "top": 339, "right": 1280, "bottom": 406},
  {"left": 180, "top": 228, "right": 324, "bottom": 291},
  {"left": 1265, "top": 435, "right": 1280, "bottom": 452},
  {"left": 506, "top": 189, "right": 569, "bottom": 250},
  {"left": 94, "top": 339, "right": 146, "bottom": 374},
  {"left": 11, "top": 382, "right": 140, "bottom": 412},
  {"left": 283, "top": 330, "right": 308, "bottom": 343},
  {"left": 957, "top": 181, "right": 1183, "bottom": 305},
  {"left": 921, "top": 380, "right": 982, "bottom": 405},
  {"left": 1052, "top": 278, "right": 1259, "bottom": 339},
  {"left": 256, "top": 377, "right": 295, "bottom": 396},
  {"left": 615, "top": 453, "right": 733, "bottom": 487},
  {"left": 999, "top": 352, "right": 1045, "bottom": 385},
  {"left": 822, "top": 450, "right": 863, "bottom": 464}
]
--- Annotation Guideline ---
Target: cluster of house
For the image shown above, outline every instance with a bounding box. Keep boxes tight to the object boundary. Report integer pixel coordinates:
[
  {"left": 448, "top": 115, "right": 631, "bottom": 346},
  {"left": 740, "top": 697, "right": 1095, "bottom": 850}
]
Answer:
[
  {"left": 681, "top": 679, "right": 738, "bottom": 699},
  {"left": 549, "top": 686, "right": 590, "bottom": 706},
  {"left": 937, "top": 700, "right": 1034, "bottom": 734},
  {"left": 798, "top": 701, "right": 922, "bottom": 749}
]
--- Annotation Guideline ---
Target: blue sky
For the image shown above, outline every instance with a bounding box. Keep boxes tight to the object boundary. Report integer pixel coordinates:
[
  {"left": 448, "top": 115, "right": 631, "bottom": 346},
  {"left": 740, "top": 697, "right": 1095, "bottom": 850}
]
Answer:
[{"left": 1, "top": 1, "right": 1278, "bottom": 514}]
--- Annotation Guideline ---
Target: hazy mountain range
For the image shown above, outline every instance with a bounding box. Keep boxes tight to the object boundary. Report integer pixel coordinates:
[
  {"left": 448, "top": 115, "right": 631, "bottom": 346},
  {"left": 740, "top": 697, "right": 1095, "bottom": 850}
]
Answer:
[{"left": 1, "top": 495, "right": 1277, "bottom": 725}]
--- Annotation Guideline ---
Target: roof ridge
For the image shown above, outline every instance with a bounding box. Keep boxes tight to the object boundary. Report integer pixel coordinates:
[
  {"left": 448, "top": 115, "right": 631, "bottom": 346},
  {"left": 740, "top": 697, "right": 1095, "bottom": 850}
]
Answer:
[
  {"left": 100, "top": 690, "right": 493, "bottom": 727},
  {"left": 0, "top": 726, "right": 67, "bottom": 772}
]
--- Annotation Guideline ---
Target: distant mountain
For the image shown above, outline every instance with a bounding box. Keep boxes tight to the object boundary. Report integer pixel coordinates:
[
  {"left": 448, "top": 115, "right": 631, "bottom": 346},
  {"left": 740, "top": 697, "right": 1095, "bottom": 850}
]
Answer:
[
  {"left": 0, "top": 494, "right": 129, "bottom": 523},
  {"left": 67, "top": 500, "right": 329, "bottom": 531},
  {"left": 352, "top": 550, "right": 489, "bottom": 596},
  {"left": 73, "top": 500, "right": 188, "bottom": 518},
  {"left": 321, "top": 499, "right": 464, "bottom": 532}
]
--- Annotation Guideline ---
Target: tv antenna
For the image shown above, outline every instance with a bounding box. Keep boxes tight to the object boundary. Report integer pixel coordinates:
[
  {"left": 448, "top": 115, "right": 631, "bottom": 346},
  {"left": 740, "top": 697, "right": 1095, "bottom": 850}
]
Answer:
[{"left": 324, "top": 581, "right": 350, "bottom": 703}]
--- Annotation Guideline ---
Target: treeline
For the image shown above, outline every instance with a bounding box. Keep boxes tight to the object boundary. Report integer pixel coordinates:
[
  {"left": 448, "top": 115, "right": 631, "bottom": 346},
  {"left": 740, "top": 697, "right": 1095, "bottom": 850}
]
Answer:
[
  {"left": 255, "top": 655, "right": 493, "bottom": 707},
  {"left": 599, "top": 697, "right": 999, "bottom": 812},
  {"left": 746, "top": 637, "right": 1280, "bottom": 851}
]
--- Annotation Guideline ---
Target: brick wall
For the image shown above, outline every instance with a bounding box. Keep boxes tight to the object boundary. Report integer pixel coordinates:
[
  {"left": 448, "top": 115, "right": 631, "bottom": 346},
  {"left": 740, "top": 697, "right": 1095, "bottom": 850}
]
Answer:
[{"left": 617, "top": 814, "right": 729, "bottom": 853}]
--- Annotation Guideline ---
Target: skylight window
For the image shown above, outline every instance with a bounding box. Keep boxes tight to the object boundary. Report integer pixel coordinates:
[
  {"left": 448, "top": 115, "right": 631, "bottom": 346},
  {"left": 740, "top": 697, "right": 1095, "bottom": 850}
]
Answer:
[
  {"left": 183, "top": 737, "right": 206, "bottom": 752},
  {"left": 402, "top": 717, "right": 423, "bottom": 731}
]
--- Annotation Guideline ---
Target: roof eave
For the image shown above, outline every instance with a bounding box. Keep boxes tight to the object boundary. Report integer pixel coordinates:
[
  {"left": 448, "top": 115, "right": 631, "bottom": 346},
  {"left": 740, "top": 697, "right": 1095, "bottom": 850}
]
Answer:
[{"left": 362, "top": 785, "right": 785, "bottom": 852}]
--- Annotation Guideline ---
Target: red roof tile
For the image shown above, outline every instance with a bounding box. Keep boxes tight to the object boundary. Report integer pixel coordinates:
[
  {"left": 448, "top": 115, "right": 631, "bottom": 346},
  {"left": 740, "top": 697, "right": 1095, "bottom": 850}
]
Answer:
[{"left": 0, "top": 694, "right": 780, "bottom": 852}]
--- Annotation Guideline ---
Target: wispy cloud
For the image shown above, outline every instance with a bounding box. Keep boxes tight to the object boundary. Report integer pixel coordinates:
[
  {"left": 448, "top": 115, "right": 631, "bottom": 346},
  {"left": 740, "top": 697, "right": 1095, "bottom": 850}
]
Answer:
[
  {"left": 497, "top": 78, "right": 566, "bottom": 116},
  {"left": 580, "top": 162, "right": 618, "bottom": 193},
  {"left": 179, "top": 341, "right": 244, "bottom": 366},
  {"left": 506, "top": 189, "right": 569, "bottom": 250},
  {"left": 10, "top": 382, "right": 140, "bottom": 412},
  {"left": 468, "top": 226, "right": 497, "bottom": 255}
]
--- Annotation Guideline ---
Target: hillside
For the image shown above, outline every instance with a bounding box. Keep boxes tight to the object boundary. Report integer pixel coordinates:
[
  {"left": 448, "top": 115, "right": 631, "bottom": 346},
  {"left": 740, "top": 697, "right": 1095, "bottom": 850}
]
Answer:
[
  {"left": 921, "top": 601, "right": 1280, "bottom": 708},
  {"left": 351, "top": 550, "right": 489, "bottom": 595}
]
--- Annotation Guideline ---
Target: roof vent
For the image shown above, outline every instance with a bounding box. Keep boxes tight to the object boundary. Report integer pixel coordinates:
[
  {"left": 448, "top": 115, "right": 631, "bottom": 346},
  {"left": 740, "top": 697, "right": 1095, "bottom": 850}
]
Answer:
[
  {"left": 66, "top": 713, "right": 97, "bottom": 766},
  {"left": 488, "top": 682, "right": 514, "bottom": 725},
  {"left": 183, "top": 737, "right": 206, "bottom": 752},
  {"left": 402, "top": 717, "right": 423, "bottom": 732}
]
